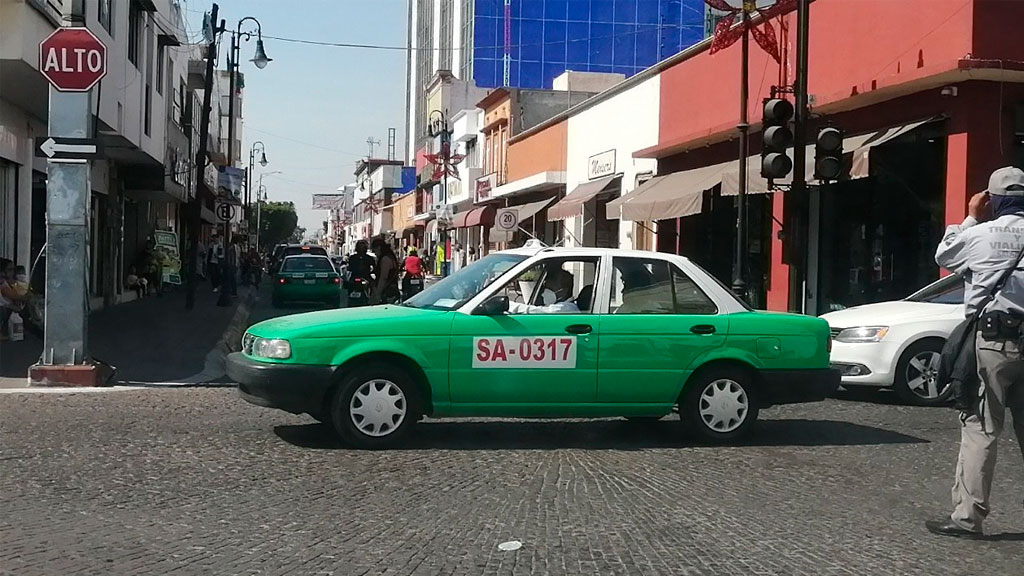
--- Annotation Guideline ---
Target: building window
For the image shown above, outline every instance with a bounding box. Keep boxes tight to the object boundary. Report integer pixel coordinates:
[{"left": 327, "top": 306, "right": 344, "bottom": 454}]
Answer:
[
  {"left": 156, "top": 45, "right": 165, "bottom": 94},
  {"left": 416, "top": 0, "right": 434, "bottom": 142},
  {"left": 128, "top": 1, "right": 142, "bottom": 66},
  {"left": 498, "top": 125, "right": 508, "bottom": 182},
  {"left": 439, "top": 0, "right": 453, "bottom": 70},
  {"left": 0, "top": 160, "right": 17, "bottom": 260},
  {"left": 465, "top": 138, "right": 478, "bottom": 169},
  {"left": 144, "top": 83, "right": 152, "bottom": 136},
  {"left": 98, "top": 0, "right": 113, "bottom": 34},
  {"left": 460, "top": 0, "right": 473, "bottom": 80}
]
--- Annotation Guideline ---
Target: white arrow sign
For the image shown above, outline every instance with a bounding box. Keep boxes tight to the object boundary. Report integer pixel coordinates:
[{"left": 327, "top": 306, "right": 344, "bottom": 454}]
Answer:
[{"left": 39, "top": 137, "right": 96, "bottom": 157}]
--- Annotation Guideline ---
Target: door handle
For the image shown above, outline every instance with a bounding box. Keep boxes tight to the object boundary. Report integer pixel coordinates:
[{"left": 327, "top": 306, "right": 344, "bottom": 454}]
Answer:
[
  {"left": 565, "top": 324, "right": 593, "bottom": 335},
  {"left": 690, "top": 324, "right": 716, "bottom": 335}
]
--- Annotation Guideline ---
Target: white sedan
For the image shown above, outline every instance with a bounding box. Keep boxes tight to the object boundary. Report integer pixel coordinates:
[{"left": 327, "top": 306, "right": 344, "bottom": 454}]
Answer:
[{"left": 820, "top": 274, "right": 964, "bottom": 406}]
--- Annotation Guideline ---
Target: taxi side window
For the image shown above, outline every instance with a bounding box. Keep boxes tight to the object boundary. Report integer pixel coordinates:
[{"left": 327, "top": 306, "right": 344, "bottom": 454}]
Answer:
[
  {"left": 608, "top": 257, "right": 717, "bottom": 315},
  {"left": 496, "top": 257, "right": 599, "bottom": 314}
]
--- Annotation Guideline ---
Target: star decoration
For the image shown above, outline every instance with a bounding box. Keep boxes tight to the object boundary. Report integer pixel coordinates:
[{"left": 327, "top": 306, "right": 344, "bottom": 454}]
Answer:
[{"left": 705, "top": 0, "right": 796, "bottom": 63}]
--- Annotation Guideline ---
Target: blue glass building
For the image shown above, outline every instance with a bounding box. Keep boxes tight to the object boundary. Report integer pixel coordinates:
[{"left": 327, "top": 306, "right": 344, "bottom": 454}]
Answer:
[{"left": 471, "top": 0, "right": 707, "bottom": 89}]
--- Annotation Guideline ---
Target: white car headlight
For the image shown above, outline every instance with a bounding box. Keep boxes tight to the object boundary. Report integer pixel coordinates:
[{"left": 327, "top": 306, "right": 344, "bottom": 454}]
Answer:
[
  {"left": 835, "top": 326, "right": 889, "bottom": 343},
  {"left": 251, "top": 337, "right": 291, "bottom": 359}
]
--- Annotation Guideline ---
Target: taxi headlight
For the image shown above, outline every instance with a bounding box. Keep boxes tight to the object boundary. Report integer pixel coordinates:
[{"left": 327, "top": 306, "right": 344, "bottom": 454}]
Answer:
[
  {"left": 835, "top": 326, "right": 889, "bottom": 343},
  {"left": 252, "top": 337, "right": 291, "bottom": 359}
]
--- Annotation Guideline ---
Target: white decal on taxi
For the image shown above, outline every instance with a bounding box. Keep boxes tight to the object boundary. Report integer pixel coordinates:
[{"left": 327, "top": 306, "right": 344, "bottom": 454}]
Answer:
[{"left": 473, "top": 337, "right": 577, "bottom": 368}]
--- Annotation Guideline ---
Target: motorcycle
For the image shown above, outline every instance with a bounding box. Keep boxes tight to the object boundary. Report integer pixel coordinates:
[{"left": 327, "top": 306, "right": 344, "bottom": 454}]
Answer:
[
  {"left": 346, "top": 276, "right": 371, "bottom": 307},
  {"left": 402, "top": 273, "right": 425, "bottom": 300}
]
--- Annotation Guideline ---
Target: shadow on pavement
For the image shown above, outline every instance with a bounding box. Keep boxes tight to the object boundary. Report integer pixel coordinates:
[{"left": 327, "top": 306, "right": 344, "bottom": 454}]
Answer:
[
  {"left": 273, "top": 417, "right": 928, "bottom": 451},
  {"left": 833, "top": 387, "right": 953, "bottom": 408},
  {"left": 981, "top": 532, "right": 1024, "bottom": 542}
]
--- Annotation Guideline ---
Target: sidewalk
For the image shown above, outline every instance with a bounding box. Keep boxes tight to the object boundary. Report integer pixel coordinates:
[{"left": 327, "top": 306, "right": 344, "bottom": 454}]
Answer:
[{"left": 0, "top": 282, "right": 255, "bottom": 386}]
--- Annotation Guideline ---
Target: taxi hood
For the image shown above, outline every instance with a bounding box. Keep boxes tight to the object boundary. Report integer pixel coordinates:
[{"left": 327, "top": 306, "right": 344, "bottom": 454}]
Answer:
[{"left": 247, "top": 304, "right": 451, "bottom": 339}]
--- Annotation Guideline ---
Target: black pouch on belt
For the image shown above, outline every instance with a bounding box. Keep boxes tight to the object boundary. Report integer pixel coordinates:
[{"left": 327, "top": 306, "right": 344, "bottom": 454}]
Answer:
[{"left": 980, "top": 310, "right": 1024, "bottom": 340}]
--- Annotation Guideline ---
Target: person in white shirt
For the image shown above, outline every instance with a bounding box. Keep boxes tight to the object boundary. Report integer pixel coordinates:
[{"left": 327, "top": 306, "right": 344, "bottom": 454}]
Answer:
[{"left": 508, "top": 269, "right": 580, "bottom": 314}]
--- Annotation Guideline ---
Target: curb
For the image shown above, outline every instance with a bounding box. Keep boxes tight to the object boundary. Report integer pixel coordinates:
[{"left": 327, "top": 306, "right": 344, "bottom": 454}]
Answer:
[{"left": 177, "top": 286, "right": 258, "bottom": 385}]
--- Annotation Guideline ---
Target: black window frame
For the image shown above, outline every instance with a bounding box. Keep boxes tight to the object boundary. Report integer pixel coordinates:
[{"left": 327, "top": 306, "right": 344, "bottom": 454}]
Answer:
[
  {"left": 128, "top": 1, "right": 142, "bottom": 67},
  {"left": 98, "top": 0, "right": 113, "bottom": 35}
]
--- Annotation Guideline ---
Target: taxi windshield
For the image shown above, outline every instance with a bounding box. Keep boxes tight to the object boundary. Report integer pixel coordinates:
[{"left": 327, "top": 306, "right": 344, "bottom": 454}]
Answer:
[{"left": 403, "top": 253, "right": 527, "bottom": 310}]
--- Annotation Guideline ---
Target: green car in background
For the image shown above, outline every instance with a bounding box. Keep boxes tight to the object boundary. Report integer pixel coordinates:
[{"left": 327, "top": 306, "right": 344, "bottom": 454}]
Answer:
[
  {"left": 229, "top": 246, "right": 839, "bottom": 449},
  {"left": 271, "top": 255, "right": 342, "bottom": 308}
]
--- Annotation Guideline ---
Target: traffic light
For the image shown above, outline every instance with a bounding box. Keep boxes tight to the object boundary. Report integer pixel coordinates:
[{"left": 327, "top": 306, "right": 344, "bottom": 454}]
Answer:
[
  {"left": 814, "top": 127, "right": 844, "bottom": 181},
  {"left": 761, "top": 98, "right": 794, "bottom": 180}
]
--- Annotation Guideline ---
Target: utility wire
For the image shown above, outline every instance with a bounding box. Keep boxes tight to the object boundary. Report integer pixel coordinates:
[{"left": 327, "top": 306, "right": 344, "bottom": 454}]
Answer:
[{"left": 259, "top": 20, "right": 706, "bottom": 52}]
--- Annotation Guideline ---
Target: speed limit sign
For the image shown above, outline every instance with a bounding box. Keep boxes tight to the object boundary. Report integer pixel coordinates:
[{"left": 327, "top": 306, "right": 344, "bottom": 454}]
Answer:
[{"left": 495, "top": 208, "right": 519, "bottom": 231}]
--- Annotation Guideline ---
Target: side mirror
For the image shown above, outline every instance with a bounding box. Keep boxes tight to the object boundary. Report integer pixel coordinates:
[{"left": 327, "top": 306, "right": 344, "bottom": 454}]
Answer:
[{"left": 474, "top": 295, "right": 509, "bottom": 315}]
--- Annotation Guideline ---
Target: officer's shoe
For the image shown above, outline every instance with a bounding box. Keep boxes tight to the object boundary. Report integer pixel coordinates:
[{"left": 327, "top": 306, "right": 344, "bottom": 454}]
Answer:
[{"left": 925, "top": 518, "right": 983, "bottom": 538}]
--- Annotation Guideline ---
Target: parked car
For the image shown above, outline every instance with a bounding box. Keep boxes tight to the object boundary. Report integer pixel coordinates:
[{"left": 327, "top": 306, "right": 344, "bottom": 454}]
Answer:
[
  {"left": 228, "top": 246, "right": 838, "bottom": 449},
  {"left": 271, "top": 254, "right": 343, "bottom": 308},
  {"left": 820, "top": 274, "right": 964, "bottom": 406}
]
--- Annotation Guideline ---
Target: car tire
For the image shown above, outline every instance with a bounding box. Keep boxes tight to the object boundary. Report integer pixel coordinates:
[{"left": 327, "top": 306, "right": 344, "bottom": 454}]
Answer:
[
  {"left": 329, "top": 363, "right": 420, "bottom": 449},
  {"left": 893, "top": 339, "right": 951, "bottom": 406},
  {"left": 681, "top": 365, "right": 759, "bottom": 443}
]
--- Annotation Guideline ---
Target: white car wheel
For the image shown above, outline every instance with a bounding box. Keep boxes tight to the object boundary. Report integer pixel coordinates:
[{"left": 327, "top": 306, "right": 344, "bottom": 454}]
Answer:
[
  {"left": 349, "top": 379, "right": 407, "bottom": 437},
  {"left": 699, "top": 379, "right": 749, "bottom": 433},
  {"left": 894, "top": 340, "right": 952, "bottom": 406}
]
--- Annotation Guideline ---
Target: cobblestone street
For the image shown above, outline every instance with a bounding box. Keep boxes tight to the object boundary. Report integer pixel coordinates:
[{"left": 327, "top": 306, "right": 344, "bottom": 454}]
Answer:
[{"left": 2, "top": 386, "right": 1023, "bottom": 576}]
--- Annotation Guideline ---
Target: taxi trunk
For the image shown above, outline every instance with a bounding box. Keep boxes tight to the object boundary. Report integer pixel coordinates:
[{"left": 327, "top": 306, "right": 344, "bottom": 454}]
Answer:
[{"left": 274, "top": 270, "right": 341, "bottom": 304}]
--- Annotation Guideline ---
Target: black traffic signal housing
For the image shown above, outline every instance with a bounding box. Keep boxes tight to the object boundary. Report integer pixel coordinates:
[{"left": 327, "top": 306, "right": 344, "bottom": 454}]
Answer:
[
  {"left": 761, "top": 98, "right": 794, "bottom": 180},
  {"left": 815, "top": 127, "right": 844, "bottom": 181}
]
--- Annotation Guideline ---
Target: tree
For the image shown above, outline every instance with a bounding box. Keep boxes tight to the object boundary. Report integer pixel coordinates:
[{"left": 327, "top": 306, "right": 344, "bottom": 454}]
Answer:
[
  {"left": 288, "top": 226, "right": 306, "bottom": 244},
  {"left": 258, "top": 201, "right": 298, "bottom": 250}
]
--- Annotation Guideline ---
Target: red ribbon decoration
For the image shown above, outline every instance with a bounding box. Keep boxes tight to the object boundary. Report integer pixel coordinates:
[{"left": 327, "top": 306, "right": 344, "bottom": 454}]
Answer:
[{"left": 704, "top": 0, "right": 796, "bottom": 63}]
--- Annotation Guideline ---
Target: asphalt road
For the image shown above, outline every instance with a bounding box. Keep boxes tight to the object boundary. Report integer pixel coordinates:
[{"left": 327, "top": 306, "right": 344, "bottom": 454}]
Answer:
[{"left": 2, "top": 291, "right": 1023, "bottom": 575}]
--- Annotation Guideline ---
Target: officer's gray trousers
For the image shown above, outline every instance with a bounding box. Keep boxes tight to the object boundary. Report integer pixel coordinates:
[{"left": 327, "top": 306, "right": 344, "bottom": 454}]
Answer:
[{"left": 951, "top": 335, "right": 1024, "bottom": 532}]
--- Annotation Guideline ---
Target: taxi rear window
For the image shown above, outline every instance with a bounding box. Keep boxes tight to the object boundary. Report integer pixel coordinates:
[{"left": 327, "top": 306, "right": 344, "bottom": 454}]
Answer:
[{"left": 282, "top": 257, "right": 334, "bottom": 272}]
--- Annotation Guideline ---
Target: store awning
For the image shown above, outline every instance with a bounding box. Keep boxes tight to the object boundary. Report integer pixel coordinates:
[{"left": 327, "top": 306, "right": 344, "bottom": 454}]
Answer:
[
  {"left": 606, "top": 163, "right": 726, "bottom": 221},
  {"left": 720, "top": 117, "right": 939, "bottom": 196},
  {"left": 488, "top": 197, "right": 556, "bottom": 242},
  {"left": 452, "top": 211, "right": 471, "bottom": 228},
  {"left": 464, "top": 205, "right": 496, "bottom": 227},
  {"left": 547, "top": 174, "right": 622, "bottom": 221},
  {"left": 425, "top": 220, "right": 438, "bottom": 235}
]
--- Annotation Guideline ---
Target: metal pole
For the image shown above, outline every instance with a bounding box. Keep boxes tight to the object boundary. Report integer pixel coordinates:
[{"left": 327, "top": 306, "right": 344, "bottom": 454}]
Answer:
[
  {"left": 218, "top": 30, "right": 238, "bottom": 307},
  {"left": 41, "top": 90, "right": 91, "bottom": 367},
  {"left": 789, "top": 0, "right": 811, "bottom": 313},
  {"left": 255, "top": 194, "right": 262, "bottom": 253},
  {"left": 186, "top": 5, "right": 221, "bottom": 310},
  {"left": 733, "top": 8, "right": 750, "bottom": 298}
]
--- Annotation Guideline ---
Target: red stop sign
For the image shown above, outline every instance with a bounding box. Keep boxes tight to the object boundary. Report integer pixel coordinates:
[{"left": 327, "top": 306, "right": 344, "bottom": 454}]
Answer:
[{"left": 38, "top": 27, "right": 107, "bottom": 92}]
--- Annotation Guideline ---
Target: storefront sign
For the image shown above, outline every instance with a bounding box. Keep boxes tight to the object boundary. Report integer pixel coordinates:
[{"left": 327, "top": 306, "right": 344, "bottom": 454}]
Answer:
[
  {"left": 476, "top": 172, "right": 496, "bottom": 201},
  {"left": 588, "top": 150, "right": 616, "bottom": 180},
  {"left": 154, "top": 230, "right": 182, "bottom": 285}
]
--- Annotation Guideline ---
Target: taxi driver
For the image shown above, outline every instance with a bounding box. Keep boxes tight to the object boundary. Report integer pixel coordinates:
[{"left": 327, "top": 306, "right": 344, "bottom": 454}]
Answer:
[{"left": 508, "top": 268, "right": 579, "bottom": 314}]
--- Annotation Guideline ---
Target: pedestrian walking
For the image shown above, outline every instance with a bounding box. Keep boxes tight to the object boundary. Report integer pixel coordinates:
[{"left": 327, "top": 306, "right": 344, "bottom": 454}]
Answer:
[
  {"left": 209, "top": 235, "right": 223, "bottom": 292},
  {"left": 197, "top": 239, "right": 208, "bottom": 280},
  {"left": 369, "top": 239, "right": 401, "bottom": 305},
  {"left": 927, "top": 166, "right": 1024, "bottom": 538}
]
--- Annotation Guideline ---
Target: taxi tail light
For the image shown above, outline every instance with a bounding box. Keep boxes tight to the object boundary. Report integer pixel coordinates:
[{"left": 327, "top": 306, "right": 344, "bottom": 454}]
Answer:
[
  {"left": 278, "top": 277, "right": 287, "bottom": 284},
  {"left": 332, "top": 277, "right": 341, "bottom": 284}
]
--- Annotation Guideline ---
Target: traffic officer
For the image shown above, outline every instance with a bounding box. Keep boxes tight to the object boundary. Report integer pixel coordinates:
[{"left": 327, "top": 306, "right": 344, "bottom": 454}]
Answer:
[{"left": 928, "top": 166, "right": 1024, "bottom": 537}]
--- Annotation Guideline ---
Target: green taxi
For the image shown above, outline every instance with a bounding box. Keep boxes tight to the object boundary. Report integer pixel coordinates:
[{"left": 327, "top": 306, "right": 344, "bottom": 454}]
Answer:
[
  {"left": 271, "top": 255, "right": 342, "bottom": 308},
  {"left": 228, "top": 246, "right": 838, "bottom": 449}
]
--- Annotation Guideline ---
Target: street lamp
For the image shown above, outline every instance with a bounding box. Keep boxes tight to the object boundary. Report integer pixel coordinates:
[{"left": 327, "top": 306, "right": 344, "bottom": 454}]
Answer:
[
  {"left": 246, "top": 141, "right": 268, "bottom": 246},
  {"left": 255, "top": 185, "right": 269, "bottom": 253},
  {"left": 220, "top": 15, "right": 270, "bottom": 307}
]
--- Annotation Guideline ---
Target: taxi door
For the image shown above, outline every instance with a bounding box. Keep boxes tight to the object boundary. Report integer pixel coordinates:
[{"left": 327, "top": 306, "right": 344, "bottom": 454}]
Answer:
[
  {"left": 448, "top": 255, "right": 603, "bottom": 411},
  {"left": 596, "top": 256, "right": 728, "bottom": 405}
]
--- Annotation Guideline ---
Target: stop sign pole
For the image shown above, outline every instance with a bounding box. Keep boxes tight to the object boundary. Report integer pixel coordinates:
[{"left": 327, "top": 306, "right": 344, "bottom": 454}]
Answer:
[{"left": 29, "top": 27, "right": 107, "bottom": 387}]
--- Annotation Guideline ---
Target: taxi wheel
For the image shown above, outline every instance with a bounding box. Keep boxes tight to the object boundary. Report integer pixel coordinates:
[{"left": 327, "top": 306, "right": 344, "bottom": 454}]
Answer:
[
  {"left": 329, "top": 363, "right": 419, "bottom": 449},
  {"left": 681, "top": 366, "right": 759, "bottom": 443}
]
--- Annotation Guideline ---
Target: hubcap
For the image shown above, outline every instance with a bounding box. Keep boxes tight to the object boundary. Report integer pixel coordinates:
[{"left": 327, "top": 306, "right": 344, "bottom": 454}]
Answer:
[
  {"left": 349, "top": 379, "right": 406, "bottom": 437},
  {"left": 698, "top": 379, "right": 749, "bottom": 433},
  {"left": 906, "top": 351, "right": 948, "bottom": 400}
]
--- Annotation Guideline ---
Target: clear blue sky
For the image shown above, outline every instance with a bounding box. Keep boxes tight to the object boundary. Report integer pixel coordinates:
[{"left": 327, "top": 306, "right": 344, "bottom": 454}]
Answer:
[{"left": 186, "top": 0, "right": 408, "bottom": 236}]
